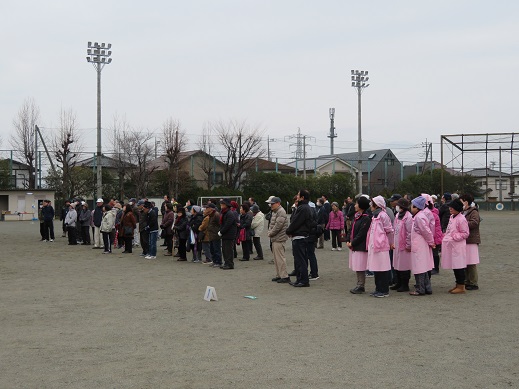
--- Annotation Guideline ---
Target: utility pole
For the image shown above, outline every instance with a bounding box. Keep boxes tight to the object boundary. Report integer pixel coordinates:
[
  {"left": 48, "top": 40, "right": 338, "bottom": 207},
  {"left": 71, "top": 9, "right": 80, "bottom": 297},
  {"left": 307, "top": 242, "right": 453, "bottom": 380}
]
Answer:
[
  {"left": 351, "top": 69, "right": 370, "bottom": 194},
  {"left": 86, "top": 41, "right": 113, "bottom": 200},
  {"left": 328, "top": 108, "right": 337, "bottom": 155},
  {"left": 267, "top": 136, "right": 277, "bottom": 162}
]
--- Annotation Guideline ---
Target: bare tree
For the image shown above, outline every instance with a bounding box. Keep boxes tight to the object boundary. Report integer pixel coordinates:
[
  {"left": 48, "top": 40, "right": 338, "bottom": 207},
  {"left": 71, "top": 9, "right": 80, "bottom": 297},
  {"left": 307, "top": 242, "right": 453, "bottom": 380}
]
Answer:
[
  {"left": 117, "top": 128, "right": 157, "bottom": 198},
  {"left": 109, "top": 115, "right": 132, "bottom": 200},
  {"left": 197, "top": 126, "right": 215, "bottom": 190},
  {"left": 211, "top": 120, "right": 265, "bottom": 189},
  {"left": 10, "top": 98, "right": 40, "bottom": 188},
  {"left": 51, "top": 108, "right": 82, "bottom": 199},
  {"left": 161, "top": 118, "right": 186, "bottom": 198}
]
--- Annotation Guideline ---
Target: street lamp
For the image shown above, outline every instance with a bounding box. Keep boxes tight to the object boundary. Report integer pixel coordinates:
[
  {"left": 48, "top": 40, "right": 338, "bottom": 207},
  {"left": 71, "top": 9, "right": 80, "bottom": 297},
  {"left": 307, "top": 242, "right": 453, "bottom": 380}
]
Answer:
[
  {"left": 351, "top": 69, "right": 369, "bottom": 194},
  {"left": 86, "top": 41, "right": 112, "bottom": 200}
]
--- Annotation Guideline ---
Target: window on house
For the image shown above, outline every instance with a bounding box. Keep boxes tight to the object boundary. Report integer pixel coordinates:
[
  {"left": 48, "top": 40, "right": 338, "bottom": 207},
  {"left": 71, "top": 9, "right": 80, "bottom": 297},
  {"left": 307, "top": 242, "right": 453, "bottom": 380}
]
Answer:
[{"left": 496, "top": 179, "right": 507, "bottom": 190}]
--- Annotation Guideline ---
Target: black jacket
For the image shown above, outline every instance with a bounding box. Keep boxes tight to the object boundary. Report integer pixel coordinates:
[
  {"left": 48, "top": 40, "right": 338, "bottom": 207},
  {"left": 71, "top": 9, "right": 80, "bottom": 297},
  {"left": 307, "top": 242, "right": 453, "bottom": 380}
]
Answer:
[
  {"left": 189, "top": 211, "right": 204, "bottom": 234},
  {"left": 41, "top": 205, "right": 54, "bottom": 221},
  {"left": 93, "top": 206, "right": 103, "bottom": 227},
  {"left": 345, "top": 203, "right": 355, "bottom": 221},
  {"left": 146, "top": 209, "right": 159, "bottom": 231},
  {"left": 439, "top": 203, "right": 450, "bottom": 232},
  {"left": 307, "top": 206, "right": 320, "bottom": 243},
  {"left": 322, "top": 201, "right": 331, "bottom": 223},
  {"left": 219, "top": 209, "right": 237, "bottom": 240},
  {"left": 286, "top": 200, "right": 313, "bottom": 237},
  {"left": 316, "top": 205, "right": 327, "bottom": 225},
  {"left": 346, "top": 212, "right": 372, "bottom": 252},
  {"left": 239, "top": 212, "right": 253, "bottom": 240},
  {"left": 174, "top": 215, "right": 189, "bottom": 239}
]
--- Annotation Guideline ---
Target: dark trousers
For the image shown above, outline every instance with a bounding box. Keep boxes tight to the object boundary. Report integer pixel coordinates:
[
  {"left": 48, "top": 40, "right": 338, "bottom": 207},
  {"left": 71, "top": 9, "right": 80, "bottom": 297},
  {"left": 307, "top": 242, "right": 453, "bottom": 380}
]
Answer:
[
  {"left": 210, "top": 239, "right": 222, "bottom": 265},
  {"left": 178, "top": 238, "right": 187, "bottom": 259},
  {"left": 307, "top": 240, "right": 319, "bottom": 277},
  {"left": 453, "top": 268, "right": 466, "bottom": 285},
  {"left": 222, "top": 239, "right": 234, "bottom": 268},
  {"left": 292, "top": 238, "right": 309, "bottom": 284},
  {"left": 102, "top": 232, "right": 112, "bottom": 252},
  {"left": 166, "top": 234, "right": 173, "bottom": 253},
  {"left": 43, "top": 220, "right": 55, "bottom": 240},
  {"left": 233, "top": 239, "right": 238, "bottom": 258},
  {"left": 191, "top": 241, "right": 202, "bottom": 260},
  {"left": 433, "top": 246, "right": 440, "bottom": 271},
  {"left": 140, "top": 230, "right": 149, "bottom": 255},
  {"left": 67, "top": 226, "right": 77, "bottom": 245},
  {"left": 82, "top": 226, "right": 91, "bottom": 244},
  {"left": 253, "top": 237, "right": 263, "bottom": 258},
  {"left": 330, "top": 229, "right": 342, "bottom": 248},
  {"left": 374, "top": 270, "right": 391, "bottom": 294},
  {"left": 124, "top": 237, "right": 133, "bottom": 253},
  {"left": 40, "top": 222, "right": 45, "bottom": 239},
  {"left": 323, "top": 229, "right": 330, "bottom": 241},
  {"left": 241, "top": 239, "right": 252, "bottom": 260}
]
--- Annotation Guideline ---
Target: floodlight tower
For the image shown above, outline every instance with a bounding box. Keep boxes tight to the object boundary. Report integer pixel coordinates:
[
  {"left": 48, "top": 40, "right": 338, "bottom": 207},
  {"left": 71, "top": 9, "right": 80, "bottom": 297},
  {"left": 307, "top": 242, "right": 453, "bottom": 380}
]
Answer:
[
  {"left": 86, "top": 41, "right": 112, "bottom": 199},
  {"left": 351, "top": 69, "right": 369, "bottom": 194}
]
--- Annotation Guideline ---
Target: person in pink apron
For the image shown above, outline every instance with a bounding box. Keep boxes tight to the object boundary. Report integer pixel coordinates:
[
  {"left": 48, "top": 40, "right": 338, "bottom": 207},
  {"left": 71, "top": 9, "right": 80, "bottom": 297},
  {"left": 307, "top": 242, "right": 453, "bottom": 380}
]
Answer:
[
  {"left": 460, "top": 194, "right": 480, "bottom": 290},
  {"left": 366, "top": 195, "right": 394, "bottom": 298},
  {"left": 441, "top": 199, "right": 470, "bottom": 294},
  {"left": 346, "top": 196, "right": 372, "bottom": 294},
  {"left": 390, "top": 198, "right": 413, "bottom": 292},
  {"left": 409, "top": 196, "right": 435, "bottom": 296}
]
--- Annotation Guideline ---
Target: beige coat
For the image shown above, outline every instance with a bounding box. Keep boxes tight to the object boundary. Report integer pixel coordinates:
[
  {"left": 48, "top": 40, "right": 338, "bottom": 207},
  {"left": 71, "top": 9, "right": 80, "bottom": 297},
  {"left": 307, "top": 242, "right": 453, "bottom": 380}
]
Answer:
[
  {"left": 267, "top": 206, "right": 288, "bottom": 242},
  {"left": 251, "top": 211, "right": 265, "bottom": 235}
]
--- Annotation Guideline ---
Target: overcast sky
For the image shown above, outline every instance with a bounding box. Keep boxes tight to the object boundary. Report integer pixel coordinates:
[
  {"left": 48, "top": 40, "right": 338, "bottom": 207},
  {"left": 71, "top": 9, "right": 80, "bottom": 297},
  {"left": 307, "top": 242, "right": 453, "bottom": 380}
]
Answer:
[{"left": 2, "top": 1, "right": 518, "bottom": 169}]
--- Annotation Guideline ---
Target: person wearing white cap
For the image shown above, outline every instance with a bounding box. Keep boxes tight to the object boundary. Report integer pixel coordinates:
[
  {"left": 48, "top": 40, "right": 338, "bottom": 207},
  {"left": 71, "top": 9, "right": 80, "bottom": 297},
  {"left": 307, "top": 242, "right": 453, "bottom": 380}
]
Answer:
[
  {"left": 366, "top": 195, "right": 394, "bottom": 297},
  {"left": 79, "top": 201, "right": 92, "bottom": 245},
  {"left": 92, "top": 198, "right": 104, "bottom": 248}
]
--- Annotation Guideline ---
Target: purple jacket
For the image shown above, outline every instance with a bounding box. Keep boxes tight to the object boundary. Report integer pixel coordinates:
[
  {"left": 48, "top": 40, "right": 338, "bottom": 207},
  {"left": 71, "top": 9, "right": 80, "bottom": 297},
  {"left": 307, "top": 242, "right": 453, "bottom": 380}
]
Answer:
[{"left": 326, "top": 210, "right": 344, "bottom": 230}]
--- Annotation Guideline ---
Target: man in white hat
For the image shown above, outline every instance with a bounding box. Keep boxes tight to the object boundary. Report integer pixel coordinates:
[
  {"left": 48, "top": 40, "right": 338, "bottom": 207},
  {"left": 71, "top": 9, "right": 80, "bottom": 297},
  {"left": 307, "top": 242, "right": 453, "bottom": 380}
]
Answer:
[{"left": 92, "top": 198, "right": 104, "bottom": 248}]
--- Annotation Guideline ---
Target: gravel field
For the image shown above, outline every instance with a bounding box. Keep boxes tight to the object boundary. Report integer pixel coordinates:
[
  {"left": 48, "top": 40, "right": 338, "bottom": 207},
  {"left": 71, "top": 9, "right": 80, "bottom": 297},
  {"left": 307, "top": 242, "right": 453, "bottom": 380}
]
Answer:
[{"left": 1, "top": 211, "right": 518, "bottom": 388}]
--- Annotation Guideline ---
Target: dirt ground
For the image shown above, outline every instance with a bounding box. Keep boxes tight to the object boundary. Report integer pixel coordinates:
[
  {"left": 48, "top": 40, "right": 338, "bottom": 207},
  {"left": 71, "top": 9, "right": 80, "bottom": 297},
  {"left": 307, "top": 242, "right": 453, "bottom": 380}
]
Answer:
[{"left": 1, "top": 211, "right": 518, "bottom": 389}]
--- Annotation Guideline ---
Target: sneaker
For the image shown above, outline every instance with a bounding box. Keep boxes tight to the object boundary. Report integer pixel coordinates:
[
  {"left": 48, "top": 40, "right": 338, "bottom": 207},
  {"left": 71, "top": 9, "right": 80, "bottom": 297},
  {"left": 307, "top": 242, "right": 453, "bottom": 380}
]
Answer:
[
  {"left": 42, "top": 240, "right": 48, "bottom": 242},
  {"left": 365, "top": 271, "right": 375, "bottom": 278},
  {"left": 350, "top": 286, "right": 365, "bottom": 294},
  {"left": 372, "top": 292, "right": 389, "bottom": 298},
  {"left": 212, "top": 263, "right": 222, "bottom": 268},
  {"left": 202, "top": 261, "right": 213, "bottom": 265},
  {"left": 49, "top": 239, "right": 54, "bottom": 242},
  {"left": 148, "top": 256, "right": 156, "bottom": 259},
  {"left": 337, "top": 247, "right": 342, "bottom": 251},
  {"left": 102, "top": 251, "right": 111, "bottom": 254},
  {"left": 139, "top": 253, "right": 146, "bottom": 257},
  {"left": 144, "top": 255, "right": 151, "bottom": 259},
  {"left": 193, "top": 259, "right": 201, "bottom": 263},
  {"left": 331, "top": 248, "right": 337, "bottom": 251},
  {"left": 309, "top": 275, "right": 320, "bottom": 281}
]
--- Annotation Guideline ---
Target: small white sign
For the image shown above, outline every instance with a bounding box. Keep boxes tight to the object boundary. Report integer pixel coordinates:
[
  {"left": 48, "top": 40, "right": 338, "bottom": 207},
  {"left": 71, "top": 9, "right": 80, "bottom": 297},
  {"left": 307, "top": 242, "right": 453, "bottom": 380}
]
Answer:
[{"left": 204, "top": 286, "right": 218, "bottom": 302}]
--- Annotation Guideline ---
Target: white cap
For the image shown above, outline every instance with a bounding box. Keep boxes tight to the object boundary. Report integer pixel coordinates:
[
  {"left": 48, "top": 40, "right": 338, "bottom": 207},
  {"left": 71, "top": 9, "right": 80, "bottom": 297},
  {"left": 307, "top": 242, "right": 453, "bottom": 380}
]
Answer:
[
  {"left": 81, "top": 201, "right": 86, "bottom": 205},
  {"left": 96, "top": 198, "right": 103, "bottom": 203},
  {"left": 265, "top": 195, "right": 275, "bottom": 203}
]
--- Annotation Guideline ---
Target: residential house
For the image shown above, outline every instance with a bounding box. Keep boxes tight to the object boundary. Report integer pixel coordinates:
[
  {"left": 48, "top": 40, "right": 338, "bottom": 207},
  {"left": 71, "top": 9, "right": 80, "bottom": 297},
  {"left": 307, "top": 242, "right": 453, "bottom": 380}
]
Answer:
[
  {"left": 466, "top": 168, "right": 517, "bottom": 201},
  {"left": 403, "top": 160, "right": 459, "bottom": 178},
  {"left": 0, "top": 159, "right": 32, "bottom": 189},
  {"left": 148, "top": 150, "right": 227, "bottom": 190},
  {"left": 285, "top": 157, "right": 358, "bottom": 177},
  {"left": 320, "top": 149, "right": 402, "bottom": 194}
]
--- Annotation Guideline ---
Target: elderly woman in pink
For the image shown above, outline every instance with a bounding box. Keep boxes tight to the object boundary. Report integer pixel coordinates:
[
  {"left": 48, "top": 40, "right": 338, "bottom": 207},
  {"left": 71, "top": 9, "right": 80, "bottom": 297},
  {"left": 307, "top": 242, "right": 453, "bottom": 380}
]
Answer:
[
  {"left": 326, "top": 202, "right": 345, "bottom": 251},
  {"left": 441, "top": 198, "right": 470, "bottom": 294},
  {"left": 422, "top": 193, "right": 443, "bottom": 275},
  {"left": 390, "top": 197, "right": 413, "bottom": 292},
  {"left": 366, "top": 195, "right": 394, "bottom": 298},
  {"left": 409, "top": 196, "right": 435, "bottom": 296}
]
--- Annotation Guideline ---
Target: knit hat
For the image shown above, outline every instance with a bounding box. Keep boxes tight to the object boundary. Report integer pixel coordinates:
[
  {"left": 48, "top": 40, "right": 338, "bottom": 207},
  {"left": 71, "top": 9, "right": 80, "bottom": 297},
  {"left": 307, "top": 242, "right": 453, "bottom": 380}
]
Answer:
[
  {"left": 331, "top": 201, "right": 339, "bottom": 208},
  {"left": 251, "top": 204, "right": 260, "bottom": 213},
  {"left": 443, "top": 192, "right": 452, "bottom": 201},
  {"left": 421, "top": 193, "right": 433, "bottom": 206},
  {"left": 448, "top": 199, "right": 464, "bottom": 213},
  {"left": 230, "top": 201, "right": 239, "bottom": 209},
  {"left": 206, "top": 203, "right": 216, "bottom": 209},
  {"left": 389, "top": 194, "right": 402, "bottom": 202},
  {"left": 192, "top": 205, "right": 201, "bottom": 213},
  {"left": 412, "top": 196, "right": 427, "bottom": 210},
  {"left": 220, "top": 198, "right": 231, "bottom": 207}
]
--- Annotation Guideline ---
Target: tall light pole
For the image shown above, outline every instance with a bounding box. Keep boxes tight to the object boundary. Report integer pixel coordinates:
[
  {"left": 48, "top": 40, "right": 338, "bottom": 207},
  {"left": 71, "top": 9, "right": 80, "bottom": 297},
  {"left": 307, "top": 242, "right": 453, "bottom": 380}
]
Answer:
[
  {"left": 86, "top": 41, "right": 112, "bottom": 200},
  {"left": 351, "top": 69, "right": 369, "bottom": 194}
]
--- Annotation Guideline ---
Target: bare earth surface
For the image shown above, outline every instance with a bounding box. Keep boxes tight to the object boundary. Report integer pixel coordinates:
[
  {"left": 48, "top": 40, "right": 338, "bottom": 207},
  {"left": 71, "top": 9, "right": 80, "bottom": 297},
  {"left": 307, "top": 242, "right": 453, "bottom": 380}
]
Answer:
[{"left": 1, "top": 211, "right": 518, "bottom": 388}]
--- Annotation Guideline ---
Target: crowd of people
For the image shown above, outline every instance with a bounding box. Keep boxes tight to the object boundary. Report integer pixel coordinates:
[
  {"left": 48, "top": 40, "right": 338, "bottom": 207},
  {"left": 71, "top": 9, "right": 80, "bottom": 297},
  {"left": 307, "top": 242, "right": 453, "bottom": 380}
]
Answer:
[{"left": 38, "top": 190, "right": 481, "bottom": 296}]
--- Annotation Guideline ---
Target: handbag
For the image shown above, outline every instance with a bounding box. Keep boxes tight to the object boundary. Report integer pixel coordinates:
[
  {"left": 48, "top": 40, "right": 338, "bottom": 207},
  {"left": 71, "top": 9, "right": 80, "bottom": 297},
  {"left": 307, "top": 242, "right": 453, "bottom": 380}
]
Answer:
[{"left": 340, "top": 230, "right": 347, "bottom": 243}]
